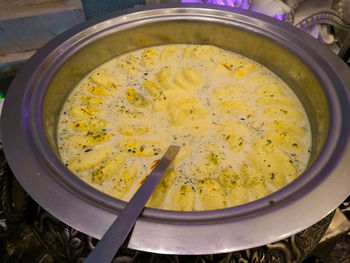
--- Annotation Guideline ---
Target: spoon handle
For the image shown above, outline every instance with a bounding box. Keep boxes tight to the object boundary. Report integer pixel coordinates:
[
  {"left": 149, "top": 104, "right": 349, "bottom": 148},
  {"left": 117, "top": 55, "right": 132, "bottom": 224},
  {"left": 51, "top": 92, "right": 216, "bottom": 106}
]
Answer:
[{"left": 84, "top": 145, "right": 180, "bottom": 263}]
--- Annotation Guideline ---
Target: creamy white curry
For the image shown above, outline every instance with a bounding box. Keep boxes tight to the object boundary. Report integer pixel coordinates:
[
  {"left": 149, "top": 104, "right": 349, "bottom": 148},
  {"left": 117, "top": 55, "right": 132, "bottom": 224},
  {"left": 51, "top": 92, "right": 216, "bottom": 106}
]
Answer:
[{"left": 57, "top": 44, "right": 311, "bottom": 211}]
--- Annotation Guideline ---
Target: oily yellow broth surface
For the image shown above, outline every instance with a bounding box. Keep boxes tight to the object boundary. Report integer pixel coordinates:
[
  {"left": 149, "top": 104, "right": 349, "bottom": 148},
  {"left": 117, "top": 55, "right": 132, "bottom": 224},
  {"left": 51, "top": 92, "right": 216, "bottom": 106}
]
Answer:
[{"left": 57, "top": 44, "right": 311, "bottom": 211}]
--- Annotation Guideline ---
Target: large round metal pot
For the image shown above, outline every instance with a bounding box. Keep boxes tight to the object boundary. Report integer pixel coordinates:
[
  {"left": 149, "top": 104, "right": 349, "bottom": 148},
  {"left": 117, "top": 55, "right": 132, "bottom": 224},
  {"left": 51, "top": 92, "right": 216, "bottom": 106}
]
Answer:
[{"left": 1, "top": 4, "right": 350, "bottom": 255}]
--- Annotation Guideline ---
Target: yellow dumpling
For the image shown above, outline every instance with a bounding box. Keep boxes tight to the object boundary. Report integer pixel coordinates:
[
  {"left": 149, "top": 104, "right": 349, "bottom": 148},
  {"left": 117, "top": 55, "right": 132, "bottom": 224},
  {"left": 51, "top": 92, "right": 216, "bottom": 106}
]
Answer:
[
  {"left": 72, "top": 118, "right": 107, "bottom": 132},
  {"left": 248, "top": 139, "right": 297, "bottom": 188},
  {"left": 219, "top": 120, "right": 251, "bottom": 152},
  {"left": 69, "top": 146, "right": 112, "bottom": 172},
  {"left": 157, "top": 67, "right": 178, "bottom": 90},
  {"left": 256, "top": 96, "right": 295, "bottom": 107},
  {"left": 197, "top": 178, "right": 227, "bottom": 210},
  {"left": 247, "top": 177, "right": 269, "bottom": 201},
  {"left": 183, "top": 67, "right": 204, "bottom": 86},
  {"left": 265, "top": 130, "right": 302, "bottom": 153},
  {"left": 215, "top": 58, "right": 245, "bottom": 76},
  {"left": 182, "top": 46, "right": 196, "bottom": 59},
  {"left": 69, "top": 131, "right": 112, "bottom": 148},
  {"left": 240, "top": 164, "right": 269, "bottom": 201},
  {"left": 174, "top": 71, "right": 195, "bottom": 91},
  {"left": 152, "top": 89, "right": 191, "bottom": 114},
  {"left": 118, "top": 138, "right": 163, "bottom": 157},
  {"left": 183, "top": 45, "right": 219, "bottom": 60},
  {"left": 152, "top": 95, "right": 168, "bottom": 112},
  {"left": 91, "top": 153, "right": 127, "bottom": 183},
  {"left": 117, "top": 123, "right": 151, "bottom": 136},
  {"left": 213, "top": 85, "right": 244, "bottom": 101},
  {"left": 232, "top": 62, "right": 258, "bottom": 79},
  {"left": 218, "top": 169, "right": 249, "bottom": 206},
  {"left": 247, "top": 150, "right": 286, "bottom": 189},
  {"left": 174, "top": 67, "right": 205, "bottom": 91},
  {"left": 222, "top": 134, "right": 244, "bottom": 152},
  {"left": 126, "top": 88, "right": 151, "bottom": 107},
  {"left": 168, "top": 184, "right": 194, "bottom": 211},
  {"left": 263, "top": 107, "right": 303, "bottom": 122},
  {"left": 70, "top": 106, "right": 100, "bottom": 117},
  {"left": 160, "top": 45, "right": 180, "bottom": 62},
  {"left": 168, "top": 100, "right": 208, "bottom": 126},
  {"left": 192, "top": 145, "right": 221, "bottom": 179},
  {"left": 116, "top": 106, "right": 144, "bottom": 119},
  {"left": 265, "top": 120, "right": 306, "bottom": 137},
  {"left": 141, "top": 48, "right": 157, "bottom": 68},
  {"left": 265, "top": 143, "right": 298, "bottom": 182},
  {"left": 115, "top": 55, "right": 140, "bottom": 75},
  {"left": 80, "top": 96, "right": 103, "bottom": 105},
  {"left": 157, "top": 89, "right": 209, "bottom": 125},
  {"left": 221, "top": 120, "right": 250, "bottom": 135},
  {"left": 219, "top": 100, "right": 255, "bottom": 118},
  {"left": 255, "top": 82, "right": 282, "bottom": 97},
  {"left": 90, "top": 70, "right": 119, "bottom": 89},
  {"left": 143, "top": 80, "right": 163, "bottom": 98},
  {"left": 88, "top": 86, "right": 115, "bottom": 96},
  {"left": 109, "top": 163, "right": 138, "bottom": 200}
]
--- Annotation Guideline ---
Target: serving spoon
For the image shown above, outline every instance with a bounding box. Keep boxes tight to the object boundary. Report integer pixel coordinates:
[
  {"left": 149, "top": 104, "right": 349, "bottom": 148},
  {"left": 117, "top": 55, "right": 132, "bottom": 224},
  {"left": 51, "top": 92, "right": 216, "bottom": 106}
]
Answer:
[{"left": 84, "top": 145, "right": 180, "bottom": 263}]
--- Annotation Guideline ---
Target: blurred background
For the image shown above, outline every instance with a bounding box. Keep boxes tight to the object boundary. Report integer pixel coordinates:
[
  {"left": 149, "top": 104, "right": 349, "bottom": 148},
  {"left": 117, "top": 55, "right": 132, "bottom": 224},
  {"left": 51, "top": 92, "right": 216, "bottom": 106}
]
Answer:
[{"left": 0, "top": 0, "right": 349, "bottom": 85}]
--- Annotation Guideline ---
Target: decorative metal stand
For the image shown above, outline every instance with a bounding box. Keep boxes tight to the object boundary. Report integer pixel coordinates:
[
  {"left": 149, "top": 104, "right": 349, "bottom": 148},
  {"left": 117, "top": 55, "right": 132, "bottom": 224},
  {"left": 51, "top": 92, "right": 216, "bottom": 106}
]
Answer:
[{"left": 0, "top": 148, "right": 337, "bottom": 263}]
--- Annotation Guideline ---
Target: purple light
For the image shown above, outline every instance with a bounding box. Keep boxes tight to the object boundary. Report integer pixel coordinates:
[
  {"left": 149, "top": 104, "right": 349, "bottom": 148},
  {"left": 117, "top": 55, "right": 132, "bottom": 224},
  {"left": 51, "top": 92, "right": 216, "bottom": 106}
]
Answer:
[
  {"left": 274, "top": 13, "right": 284, "bottom": 21},
  {"left": 181, "top": 0, "right": 203, "bottom": 2},
  {"left": 180, "top": 0, "right": 250, "bottom": 9},
  {"left": 180, "top": 0, "right": 286, "bottom": 22}
]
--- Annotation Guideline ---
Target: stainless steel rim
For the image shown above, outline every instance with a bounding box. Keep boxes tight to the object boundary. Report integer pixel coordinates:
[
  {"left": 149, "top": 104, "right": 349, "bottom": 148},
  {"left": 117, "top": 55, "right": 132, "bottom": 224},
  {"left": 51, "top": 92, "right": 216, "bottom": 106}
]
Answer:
[{"left": 1, "top": 4, "right": 350, "bottom": 254}]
